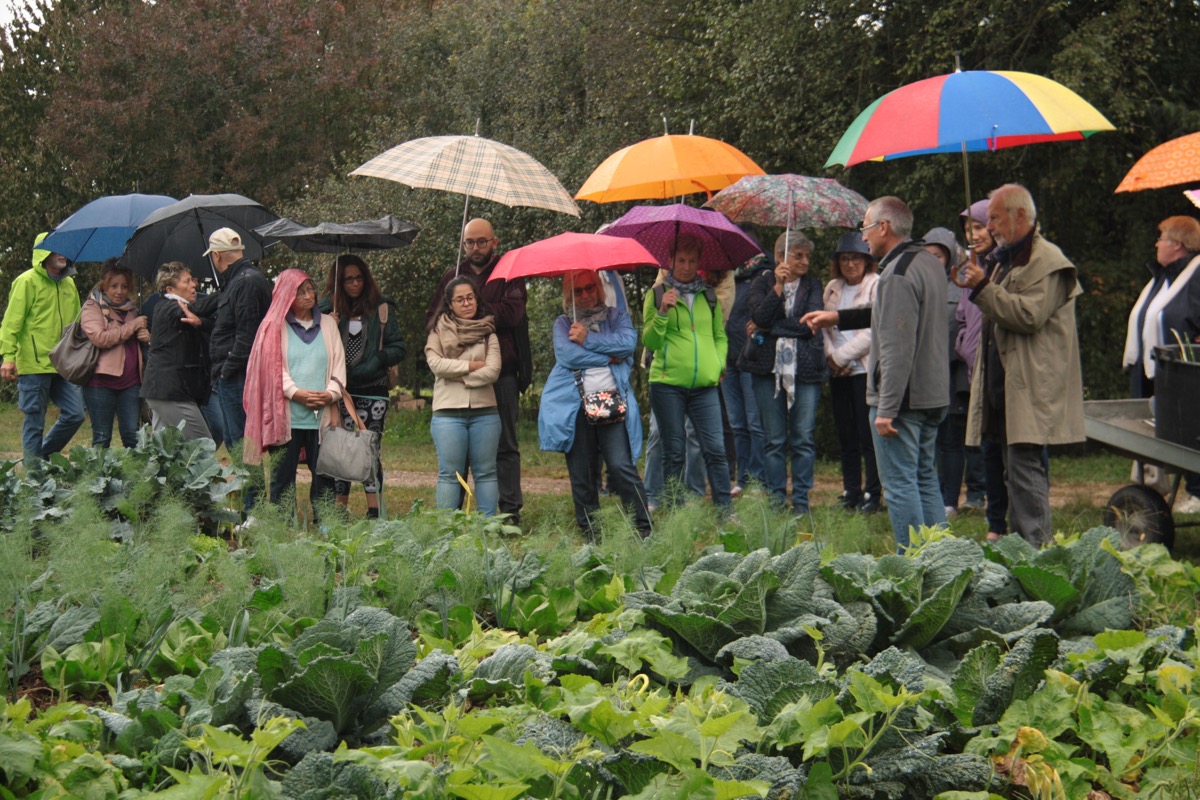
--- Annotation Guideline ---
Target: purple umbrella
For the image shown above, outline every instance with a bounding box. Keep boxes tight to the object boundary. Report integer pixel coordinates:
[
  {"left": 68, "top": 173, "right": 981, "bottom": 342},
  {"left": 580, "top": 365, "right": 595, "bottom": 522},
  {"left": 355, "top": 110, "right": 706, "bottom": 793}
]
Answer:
[{"left": 598, "top": 203, "right": 762, "bottom": 271}]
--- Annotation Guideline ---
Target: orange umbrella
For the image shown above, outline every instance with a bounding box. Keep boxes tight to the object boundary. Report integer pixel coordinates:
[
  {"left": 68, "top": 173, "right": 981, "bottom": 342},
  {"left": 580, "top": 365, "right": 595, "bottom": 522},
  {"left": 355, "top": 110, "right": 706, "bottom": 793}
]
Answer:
[
  {"left": 576, "top": 133, "right": 765, "bottom": 203},
  {"left": 1115, "top": 131, "right": 1200, "bottom": 192}
]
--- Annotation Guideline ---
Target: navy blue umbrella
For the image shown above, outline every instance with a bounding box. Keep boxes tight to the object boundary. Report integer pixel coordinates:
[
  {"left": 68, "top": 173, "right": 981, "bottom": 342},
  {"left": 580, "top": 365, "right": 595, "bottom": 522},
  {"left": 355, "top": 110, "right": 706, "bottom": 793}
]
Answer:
[{"left": 40, "top": 193, "right": 177, "bottom": 263}]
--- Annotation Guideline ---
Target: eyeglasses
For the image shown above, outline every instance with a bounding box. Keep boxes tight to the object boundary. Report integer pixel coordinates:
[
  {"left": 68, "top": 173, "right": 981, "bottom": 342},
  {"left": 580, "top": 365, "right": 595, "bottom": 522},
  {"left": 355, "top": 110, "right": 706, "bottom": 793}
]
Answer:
[
  {"left": 572, "top": 283, "right": 598, "bottom": 296},
  {"left": 451, "top": 294, "right": 477, "bottom": 305},
  {"left": 859, "top": 220, "right": 882, "bottom": 233},
  {"left": 462, "top": 238, "right": 494, "bottom": 249},
  {"left": 342, "top": 274, "right": 364, "bottom": 284},
  {"left": 1156, "top": 236, "right": 1178, "bottom": 245},
  {"left": 296, "top": 285, "right": 317, "bottom": 296}
]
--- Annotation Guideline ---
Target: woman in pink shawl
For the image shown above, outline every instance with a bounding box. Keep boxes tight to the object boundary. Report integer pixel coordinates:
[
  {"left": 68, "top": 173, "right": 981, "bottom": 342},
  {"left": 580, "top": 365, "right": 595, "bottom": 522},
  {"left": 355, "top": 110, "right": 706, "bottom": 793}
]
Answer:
[{"left": 243, "top": 269, "right": 346, "bottom": 516}]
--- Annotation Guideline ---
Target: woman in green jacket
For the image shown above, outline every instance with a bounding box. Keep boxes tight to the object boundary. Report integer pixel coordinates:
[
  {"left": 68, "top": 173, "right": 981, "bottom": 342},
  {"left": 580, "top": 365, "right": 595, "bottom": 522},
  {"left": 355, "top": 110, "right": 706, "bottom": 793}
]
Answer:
[
  {"left": 319, "top": 255, "right": 406, "bottom": 518},
  {"left": 641, "top": 234, "right": 732, "bottom": 509}
]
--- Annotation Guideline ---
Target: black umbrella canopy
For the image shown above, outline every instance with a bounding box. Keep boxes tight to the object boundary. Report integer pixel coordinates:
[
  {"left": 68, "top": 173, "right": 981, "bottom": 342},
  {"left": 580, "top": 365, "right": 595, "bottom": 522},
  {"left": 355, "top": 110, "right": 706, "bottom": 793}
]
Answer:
[
  {"left": 122, "top": 193, "right": 279, "bottom": 283},
  {"left": 255, "top": 215, "right": 420, "bottom": 253}
]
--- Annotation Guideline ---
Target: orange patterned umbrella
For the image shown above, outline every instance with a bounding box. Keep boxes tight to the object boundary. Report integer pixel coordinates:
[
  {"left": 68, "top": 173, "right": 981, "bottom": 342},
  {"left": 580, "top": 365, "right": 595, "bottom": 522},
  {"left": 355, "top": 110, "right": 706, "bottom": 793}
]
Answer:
[{"left": 1115, "top": 131, "right": 1200, "bottom": 192}]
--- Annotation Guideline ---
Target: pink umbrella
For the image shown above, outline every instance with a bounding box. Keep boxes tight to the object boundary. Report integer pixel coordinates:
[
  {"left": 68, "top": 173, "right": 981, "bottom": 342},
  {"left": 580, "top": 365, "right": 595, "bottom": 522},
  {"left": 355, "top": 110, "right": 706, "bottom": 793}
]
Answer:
[{"left": 487, "top": 232, "right": 657, "bottom": 283}]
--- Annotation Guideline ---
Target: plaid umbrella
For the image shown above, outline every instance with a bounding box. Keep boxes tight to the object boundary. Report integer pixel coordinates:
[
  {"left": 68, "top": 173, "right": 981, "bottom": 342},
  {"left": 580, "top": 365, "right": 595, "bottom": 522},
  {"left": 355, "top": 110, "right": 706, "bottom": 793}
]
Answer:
[
  {"left": 599, "top": 204, "right": 762, "bottom": 272},
  {"left": 350, "top": 135, "right": 580, "bottom": 216},
  {"left": 704, "top": 174, "right": 868, "bottom": 229}
]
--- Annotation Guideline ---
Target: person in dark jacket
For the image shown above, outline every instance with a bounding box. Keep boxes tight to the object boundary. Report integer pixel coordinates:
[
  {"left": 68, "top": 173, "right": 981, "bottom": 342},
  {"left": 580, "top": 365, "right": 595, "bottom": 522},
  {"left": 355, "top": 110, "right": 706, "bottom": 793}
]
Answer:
[
  {"left": 1121, "top": 215, "right": 1200, "bottom": 513},
  {"left": 320, "top": 254, "right": 406, "bottom": 518},
  {"left": 203, "top": 228, "right": 272, "bottom": 449},
  {"left": 425, "top": 218, "right": 529, "bottom": 524},
  {"left": 141, "top": 262, "right": 213, "bottom": 441},
  {"left": 741, "top": 232, "right": 826, "bottom": 514},
  {"left": 723, "top": 226, "right": 772, "bottom": 495}
]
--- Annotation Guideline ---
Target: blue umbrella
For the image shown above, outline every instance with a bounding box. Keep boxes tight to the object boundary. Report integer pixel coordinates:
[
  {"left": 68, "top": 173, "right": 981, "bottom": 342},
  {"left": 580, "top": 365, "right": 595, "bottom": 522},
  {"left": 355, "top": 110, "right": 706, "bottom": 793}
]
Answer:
[{"left": 40, "top": 193, "right": 177, "bottom": 263}]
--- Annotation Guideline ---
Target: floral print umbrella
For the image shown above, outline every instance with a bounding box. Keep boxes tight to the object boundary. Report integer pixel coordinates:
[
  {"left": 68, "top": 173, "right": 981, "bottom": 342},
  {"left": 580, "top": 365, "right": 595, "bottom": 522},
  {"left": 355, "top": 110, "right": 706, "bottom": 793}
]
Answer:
[{"left": 704, "top": 174, "right": 869, "bottom": 229}]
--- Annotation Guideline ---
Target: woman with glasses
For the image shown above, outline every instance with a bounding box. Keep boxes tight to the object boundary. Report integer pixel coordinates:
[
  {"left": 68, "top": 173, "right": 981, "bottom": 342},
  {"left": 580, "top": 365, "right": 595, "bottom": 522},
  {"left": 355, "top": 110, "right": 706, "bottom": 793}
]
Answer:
[
  {"left": 242, "top": 270, "right": 346, "bottom": 517},
  {"left": 319, "top": 255, "right": 406, "bottom": 518},
  {"left": 822, "top": 233, "right": 881, "bottom": 513},
  {"left": 539, "top": 270, "right": 651, "bottom": 540},
  {"left": 1122, "top": 215, "right": 1200, "bottom": 513},
  {"left": 425, "top": 276, "right": 502, "bottom": 515}
]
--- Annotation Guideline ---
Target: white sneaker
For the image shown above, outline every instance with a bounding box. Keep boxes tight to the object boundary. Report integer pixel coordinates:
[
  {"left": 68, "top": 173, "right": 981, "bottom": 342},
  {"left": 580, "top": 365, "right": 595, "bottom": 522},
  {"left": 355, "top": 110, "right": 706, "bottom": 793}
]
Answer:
[
  {"left": 1177, "top": 495, "right": 1200, "bottom": 515},
  {"left": 234, "top": 515, "right": 257, "bottom": 533},
  {"left": 944, "top": 505, "right": 958, "bottom": 521},
  {"left": 730, "top": 484, "right": 744, "bottom": 498}
]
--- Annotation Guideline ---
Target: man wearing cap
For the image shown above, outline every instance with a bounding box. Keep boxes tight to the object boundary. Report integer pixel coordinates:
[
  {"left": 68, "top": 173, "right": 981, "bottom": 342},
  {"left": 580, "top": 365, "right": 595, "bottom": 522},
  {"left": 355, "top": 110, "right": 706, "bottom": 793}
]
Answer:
[
  {"left": 0, "top": 234, "right": 86, "bottom": 462},
  {"left": 425, "top": 218, "right": 531, "bottom": 523},
  {"left": 204, "top": 227, "right": 272, "bottom": 448},
  {"left": 960, "top": 183, "right": 1084, "bottom": 547},
  {"left": 802, "top": 197, "right": 948, "bottom": 551}
]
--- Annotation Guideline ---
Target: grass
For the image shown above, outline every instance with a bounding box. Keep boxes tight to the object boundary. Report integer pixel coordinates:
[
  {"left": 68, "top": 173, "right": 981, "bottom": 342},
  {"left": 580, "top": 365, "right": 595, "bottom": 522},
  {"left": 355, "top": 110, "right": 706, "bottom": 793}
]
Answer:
[{"left": 7, "top": 400, "right": 1191, "bottom": 558}]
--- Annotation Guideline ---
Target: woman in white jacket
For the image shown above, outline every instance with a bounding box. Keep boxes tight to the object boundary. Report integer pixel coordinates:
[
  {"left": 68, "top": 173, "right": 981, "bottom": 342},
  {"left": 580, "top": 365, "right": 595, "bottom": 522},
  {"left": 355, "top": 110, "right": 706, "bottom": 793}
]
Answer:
[{"left": 822, "top": 233, "right": 881, "bottom": 513}]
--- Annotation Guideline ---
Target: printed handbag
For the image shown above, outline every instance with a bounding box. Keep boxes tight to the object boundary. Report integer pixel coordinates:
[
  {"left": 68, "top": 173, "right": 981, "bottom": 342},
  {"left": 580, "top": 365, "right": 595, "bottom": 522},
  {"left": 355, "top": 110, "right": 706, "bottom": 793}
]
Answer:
[
  {"left": 49, "top": 317, "right": 101, "bottom": 385},
  {"left": 316, "top": 380, "right": 381, "bottom": 483},
  {"left": 572, "top": 370, "right": 626, "bottom": 425}
]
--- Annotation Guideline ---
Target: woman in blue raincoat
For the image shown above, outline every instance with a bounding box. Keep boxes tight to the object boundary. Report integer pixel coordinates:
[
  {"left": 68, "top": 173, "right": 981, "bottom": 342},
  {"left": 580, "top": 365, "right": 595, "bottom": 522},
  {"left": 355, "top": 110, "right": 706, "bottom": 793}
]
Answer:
[{"left": 538, "top": 269, "right": 651, "bottom": 540}]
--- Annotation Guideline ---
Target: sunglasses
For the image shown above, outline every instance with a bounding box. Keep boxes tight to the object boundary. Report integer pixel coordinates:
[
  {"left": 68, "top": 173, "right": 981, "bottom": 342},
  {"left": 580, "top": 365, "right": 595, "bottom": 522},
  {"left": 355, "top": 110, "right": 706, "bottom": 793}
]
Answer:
[{"left": 573, "top": 283, "right": 598, "bottom": 296}]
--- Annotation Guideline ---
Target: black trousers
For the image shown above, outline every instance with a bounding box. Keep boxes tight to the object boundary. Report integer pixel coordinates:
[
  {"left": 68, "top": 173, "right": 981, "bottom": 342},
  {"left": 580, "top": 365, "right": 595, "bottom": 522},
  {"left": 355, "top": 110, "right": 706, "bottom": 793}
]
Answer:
[
  {"left": 565, "top": 407, "right": 651, "bottom": 539},
  {"left": 494, "top": 373, "right": 524, "bottom": 520},
  {"left": 829, "top": 374, "right": 881, "bottom": 502},
  {"left": 269, "top": 428, "right": 334, "bottom": 518}
]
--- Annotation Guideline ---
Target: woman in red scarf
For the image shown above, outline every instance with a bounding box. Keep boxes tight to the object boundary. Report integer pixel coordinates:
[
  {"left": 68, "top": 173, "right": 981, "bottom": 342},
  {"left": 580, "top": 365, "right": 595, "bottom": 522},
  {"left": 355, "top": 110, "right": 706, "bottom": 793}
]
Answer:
[{"left": 243, "top": 269, "right": 346, "bottom": 517}]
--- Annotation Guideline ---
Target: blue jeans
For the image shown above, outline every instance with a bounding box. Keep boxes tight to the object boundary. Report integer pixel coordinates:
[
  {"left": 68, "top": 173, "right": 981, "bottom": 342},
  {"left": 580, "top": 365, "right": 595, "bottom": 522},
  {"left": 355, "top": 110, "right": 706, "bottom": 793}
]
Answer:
[
  {"left": 753, "top": 374, "right": 820, "bottom": 513},
  {"left": 268, "top": 427, "right": 333, "bottom": 518},
  {"left": 722, "top": 368, "right": 765, "bottom": 486},
  {"left": 17, "top": 373, "right": 85, "bottom": 462},
  {"left": 202, "top": 391, "right": 225, "bottom": 451},
  {"left": 431, "top": 411, "right": 501, "bottom": 516},
  {"left": 649, "top": 383, "right": 731, "bottom": 507},
  {"left": 643, "top": 411, "right": 706, "bottom": 503},
  {"left": 81, "top": 384, "right": 142, "bottom": 448},
  {"left": 871, "top": 406, "right": 947, "bottom": 551},
  {"left": 214, "top": 375, "right": 247, "bottom": 447}
]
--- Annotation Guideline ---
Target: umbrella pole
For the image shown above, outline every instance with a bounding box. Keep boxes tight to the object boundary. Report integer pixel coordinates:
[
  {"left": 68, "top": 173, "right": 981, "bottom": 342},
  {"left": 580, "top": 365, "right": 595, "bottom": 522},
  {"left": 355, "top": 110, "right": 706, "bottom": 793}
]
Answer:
[
  {"left": 455, "top": 193, "right": 470, "bottom": 277},
  {"left": 961, "top": 143, "right": 973, "bottom": 213}
]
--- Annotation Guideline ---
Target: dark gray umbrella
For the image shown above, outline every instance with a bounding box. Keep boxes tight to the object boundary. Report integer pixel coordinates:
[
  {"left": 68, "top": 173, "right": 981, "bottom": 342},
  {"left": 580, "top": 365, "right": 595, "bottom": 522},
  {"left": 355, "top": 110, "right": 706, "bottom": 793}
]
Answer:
[
  {"left": 254, "top": 215, "right": 420, "bottom": 253},
  {"left": 122, "top": 193, "right": 279, "bottom": 283}
]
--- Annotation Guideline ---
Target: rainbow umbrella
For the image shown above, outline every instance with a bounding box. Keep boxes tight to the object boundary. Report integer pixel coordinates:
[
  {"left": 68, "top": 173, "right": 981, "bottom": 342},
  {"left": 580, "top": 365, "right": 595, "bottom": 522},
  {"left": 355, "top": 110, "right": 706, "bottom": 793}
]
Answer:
[{"left": 826, "top": 70, "right": 1114, "bottom": 205}]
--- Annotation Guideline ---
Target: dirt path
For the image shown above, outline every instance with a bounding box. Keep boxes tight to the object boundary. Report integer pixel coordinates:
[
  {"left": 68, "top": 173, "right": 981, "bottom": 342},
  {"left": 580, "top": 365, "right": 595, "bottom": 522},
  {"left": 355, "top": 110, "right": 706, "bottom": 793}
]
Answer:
[{"left": 376, "top": 467, "right": 1123, "bottom": 508}]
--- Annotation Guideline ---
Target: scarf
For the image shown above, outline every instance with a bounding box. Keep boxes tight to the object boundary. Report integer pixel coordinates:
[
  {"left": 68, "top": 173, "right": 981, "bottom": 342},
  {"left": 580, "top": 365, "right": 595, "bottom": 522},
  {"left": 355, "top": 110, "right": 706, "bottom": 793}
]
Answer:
[
  {"left": 663, "top": 272, "right": 708, "bottom": 296},
  {"left": 774, "top": 279, "right": 800, "bottom": 408},
  {"left": 92, "top": 287, "right": 136, "bottom": 321},
  {"left": 573, "top": 303, "right": 609, "bottom": 331},
  {"left": 734, "top": 253, "right": 769, "bottom": 281},
  {"left": 243, "top": 269, "right": 315, "bottom": 464},
  {"left": 433, "top": 313, "right": 495, "bottom": 360}
]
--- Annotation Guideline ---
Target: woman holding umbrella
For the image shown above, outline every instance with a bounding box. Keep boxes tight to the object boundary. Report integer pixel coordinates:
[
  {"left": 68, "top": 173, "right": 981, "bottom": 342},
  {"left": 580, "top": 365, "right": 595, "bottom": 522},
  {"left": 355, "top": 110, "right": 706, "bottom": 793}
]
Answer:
[
  {"left": 740, "top": 232, "right": 826, "bottom": 515},
  {"left": 320, "top": 255, "right": 406, "bottom": 519},
  {"left": 539, "top": 269, "right": 650, "bottom": 540},
  {"left": 79, "top": 261, "right": 149, "bottom": 448}
]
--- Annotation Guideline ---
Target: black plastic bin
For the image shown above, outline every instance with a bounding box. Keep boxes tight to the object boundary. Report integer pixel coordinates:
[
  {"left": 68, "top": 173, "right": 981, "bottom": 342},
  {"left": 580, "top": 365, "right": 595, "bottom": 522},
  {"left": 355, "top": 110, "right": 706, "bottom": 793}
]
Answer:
[{"left": 1154, "top": 345, "right": 1200, "bottom": 450}]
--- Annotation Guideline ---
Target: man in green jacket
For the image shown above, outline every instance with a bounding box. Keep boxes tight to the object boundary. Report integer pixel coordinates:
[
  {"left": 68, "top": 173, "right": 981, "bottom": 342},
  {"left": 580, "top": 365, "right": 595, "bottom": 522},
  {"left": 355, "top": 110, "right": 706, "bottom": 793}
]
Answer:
[
  {"left": 642, "top": 233, "right": 732, "bottom": 509},
  {"left": 0, "top": 234, "right": 86, "bottom": 462}
]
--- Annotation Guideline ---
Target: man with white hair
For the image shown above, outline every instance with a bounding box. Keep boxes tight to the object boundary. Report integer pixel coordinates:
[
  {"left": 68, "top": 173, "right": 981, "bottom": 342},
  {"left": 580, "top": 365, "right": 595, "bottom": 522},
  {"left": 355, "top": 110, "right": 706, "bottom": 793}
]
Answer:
[
  {"left": 204, "top": 227, "right": 271, "bottom": 448},
  {"left": 960, "top": 183, "right": 1084, "bottom": 547}
]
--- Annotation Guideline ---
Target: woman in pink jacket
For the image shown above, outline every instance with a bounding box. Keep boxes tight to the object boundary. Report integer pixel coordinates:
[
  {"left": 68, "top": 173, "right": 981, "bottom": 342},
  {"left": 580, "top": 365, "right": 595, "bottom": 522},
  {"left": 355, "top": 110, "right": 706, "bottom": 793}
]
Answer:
[{"left": 79, "top": 262, "right": 149, "bottom": 448}]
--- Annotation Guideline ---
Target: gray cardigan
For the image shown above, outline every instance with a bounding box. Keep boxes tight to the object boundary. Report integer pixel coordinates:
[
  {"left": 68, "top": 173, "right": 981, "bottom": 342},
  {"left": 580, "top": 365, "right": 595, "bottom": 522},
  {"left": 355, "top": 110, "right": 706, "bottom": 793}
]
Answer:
[{"left": 866, "top": 240, "right": 949, "bottom": 417}]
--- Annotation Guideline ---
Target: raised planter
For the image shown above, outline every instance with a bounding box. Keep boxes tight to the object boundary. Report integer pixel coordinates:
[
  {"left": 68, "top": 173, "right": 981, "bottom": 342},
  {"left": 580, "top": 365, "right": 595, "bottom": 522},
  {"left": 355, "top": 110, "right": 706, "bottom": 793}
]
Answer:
[{"left": 1153, "top": 345, "right": 1200, "bottom": 450}]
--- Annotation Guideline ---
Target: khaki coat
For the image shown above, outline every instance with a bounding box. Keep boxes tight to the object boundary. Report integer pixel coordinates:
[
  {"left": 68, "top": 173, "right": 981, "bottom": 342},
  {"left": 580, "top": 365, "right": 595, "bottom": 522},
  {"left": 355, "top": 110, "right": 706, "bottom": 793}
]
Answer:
[{"left": 965, "top": 233, "right": 1085, "bottom": 447}]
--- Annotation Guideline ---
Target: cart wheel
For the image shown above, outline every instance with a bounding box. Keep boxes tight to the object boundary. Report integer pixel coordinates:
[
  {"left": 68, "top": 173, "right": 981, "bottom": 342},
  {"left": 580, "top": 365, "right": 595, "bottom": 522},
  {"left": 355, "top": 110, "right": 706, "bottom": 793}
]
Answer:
[{"left": 1103, "top": 484, "right": 1175, "bottom": 550}]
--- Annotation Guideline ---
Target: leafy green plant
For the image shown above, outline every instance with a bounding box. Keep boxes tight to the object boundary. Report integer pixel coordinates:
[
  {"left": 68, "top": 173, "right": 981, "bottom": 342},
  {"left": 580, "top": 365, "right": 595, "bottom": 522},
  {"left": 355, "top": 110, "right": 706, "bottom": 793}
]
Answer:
[{"left": 41, "top": 632, "right": 126, "bottom": 700}]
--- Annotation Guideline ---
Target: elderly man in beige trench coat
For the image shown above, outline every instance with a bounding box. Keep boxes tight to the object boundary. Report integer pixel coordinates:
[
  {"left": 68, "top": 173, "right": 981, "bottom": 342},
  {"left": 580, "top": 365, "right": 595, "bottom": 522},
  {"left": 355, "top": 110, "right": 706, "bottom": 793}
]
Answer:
[{"left": 960, "top": 183, "right": 1085, "bottom": 547}]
